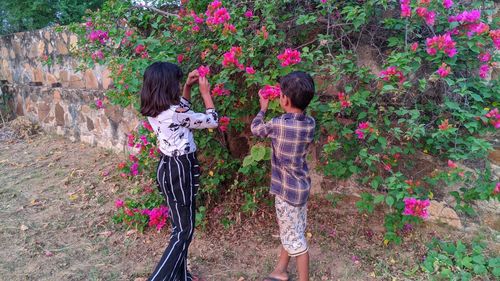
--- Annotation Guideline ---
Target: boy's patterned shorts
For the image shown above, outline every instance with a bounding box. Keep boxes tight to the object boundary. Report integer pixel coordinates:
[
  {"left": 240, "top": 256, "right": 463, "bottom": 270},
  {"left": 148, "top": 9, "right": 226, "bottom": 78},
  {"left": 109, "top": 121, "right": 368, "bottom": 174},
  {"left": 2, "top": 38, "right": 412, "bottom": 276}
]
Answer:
[{"left": 275, "top": 196, "right": 308, "bottom": 257}]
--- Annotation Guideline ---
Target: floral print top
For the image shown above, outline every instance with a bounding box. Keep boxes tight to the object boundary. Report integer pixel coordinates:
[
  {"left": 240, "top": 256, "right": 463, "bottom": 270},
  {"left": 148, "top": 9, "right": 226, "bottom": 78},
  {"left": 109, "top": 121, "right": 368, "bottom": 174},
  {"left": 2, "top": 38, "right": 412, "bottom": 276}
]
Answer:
[{"left": 148, "top": 97, "right": 218, "bottom": 157}]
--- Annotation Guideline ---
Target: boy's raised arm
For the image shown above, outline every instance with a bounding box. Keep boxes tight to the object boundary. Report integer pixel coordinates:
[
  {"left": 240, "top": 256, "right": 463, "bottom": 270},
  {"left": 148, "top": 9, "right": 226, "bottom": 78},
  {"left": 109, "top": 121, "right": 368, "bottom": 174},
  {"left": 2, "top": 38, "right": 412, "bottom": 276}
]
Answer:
[{"left": 251, "top": 94, "right": 273, "bottom": 138}]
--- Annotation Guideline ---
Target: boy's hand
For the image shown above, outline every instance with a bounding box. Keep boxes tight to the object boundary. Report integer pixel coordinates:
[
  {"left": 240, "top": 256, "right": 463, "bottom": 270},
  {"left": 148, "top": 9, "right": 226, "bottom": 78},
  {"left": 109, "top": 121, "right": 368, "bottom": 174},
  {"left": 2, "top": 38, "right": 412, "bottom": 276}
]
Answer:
[
  {"left": 199, "top": 76, "right": 211, "bottom": 97},
  {"left": 259, "top": 92, "right": 269, "bottom": 112},
  {"left": 185, "top": 70, "right": 199, "bottom": 88}
]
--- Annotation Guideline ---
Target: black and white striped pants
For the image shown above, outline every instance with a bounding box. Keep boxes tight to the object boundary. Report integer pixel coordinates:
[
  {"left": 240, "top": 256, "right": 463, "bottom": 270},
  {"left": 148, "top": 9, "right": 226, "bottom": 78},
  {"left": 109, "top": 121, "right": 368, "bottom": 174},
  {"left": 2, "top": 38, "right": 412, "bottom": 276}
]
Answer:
[{"left": 148, "top": 152, "right": 200, "bottom": 281}]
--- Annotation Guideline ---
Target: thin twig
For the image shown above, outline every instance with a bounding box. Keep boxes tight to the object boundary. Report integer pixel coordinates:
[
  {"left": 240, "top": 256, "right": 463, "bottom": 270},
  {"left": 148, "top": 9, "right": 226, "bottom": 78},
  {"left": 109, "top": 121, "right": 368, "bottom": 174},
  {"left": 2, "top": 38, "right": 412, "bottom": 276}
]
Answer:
[
  {"left": 132, "top": 5, "right": 178, "bottom": 18},
  {"left": 296, "top": 38, "right": 318, "bottom": 50}
]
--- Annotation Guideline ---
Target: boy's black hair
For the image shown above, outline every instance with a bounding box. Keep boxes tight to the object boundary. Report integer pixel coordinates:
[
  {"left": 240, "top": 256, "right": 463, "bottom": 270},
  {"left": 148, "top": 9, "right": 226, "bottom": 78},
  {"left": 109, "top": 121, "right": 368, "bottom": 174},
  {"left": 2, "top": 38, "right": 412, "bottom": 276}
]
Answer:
[
  {"left": 140, "top": 62, "right": 183, "bottom": 117},
  {"left": 279, "top": 71, "right": 315, "bottom": 111}
]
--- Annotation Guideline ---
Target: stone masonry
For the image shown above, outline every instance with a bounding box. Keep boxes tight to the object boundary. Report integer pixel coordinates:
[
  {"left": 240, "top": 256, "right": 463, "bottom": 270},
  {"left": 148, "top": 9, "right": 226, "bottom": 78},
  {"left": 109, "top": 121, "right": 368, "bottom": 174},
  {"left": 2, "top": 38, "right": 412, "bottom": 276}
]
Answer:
[{"left": 0, "top": 27, "right": 138, "bottom": 152}]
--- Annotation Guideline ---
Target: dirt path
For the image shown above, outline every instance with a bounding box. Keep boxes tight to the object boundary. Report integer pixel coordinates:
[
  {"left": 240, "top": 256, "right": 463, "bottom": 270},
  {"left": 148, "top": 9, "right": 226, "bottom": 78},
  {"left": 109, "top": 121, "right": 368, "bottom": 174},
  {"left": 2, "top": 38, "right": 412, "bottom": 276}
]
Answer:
[{"left": 0, "top": 129, "right": 496, "bottom": 281}]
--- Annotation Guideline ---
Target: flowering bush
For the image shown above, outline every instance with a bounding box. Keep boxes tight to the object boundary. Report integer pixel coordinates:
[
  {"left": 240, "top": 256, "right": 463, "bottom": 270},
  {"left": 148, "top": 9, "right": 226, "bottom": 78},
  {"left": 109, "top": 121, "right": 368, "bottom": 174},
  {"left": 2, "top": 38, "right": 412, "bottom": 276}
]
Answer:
[{"left": 71, "top": 0, "right": 499, "bottom": 240}]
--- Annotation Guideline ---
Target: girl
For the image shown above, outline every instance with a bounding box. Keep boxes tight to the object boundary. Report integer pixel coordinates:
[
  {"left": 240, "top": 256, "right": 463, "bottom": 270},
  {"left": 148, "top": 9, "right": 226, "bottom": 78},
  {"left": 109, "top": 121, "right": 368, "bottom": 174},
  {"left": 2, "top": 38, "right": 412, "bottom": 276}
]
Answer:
[{"left": 140, "top": 62, "right": 218, "bottom": 281}]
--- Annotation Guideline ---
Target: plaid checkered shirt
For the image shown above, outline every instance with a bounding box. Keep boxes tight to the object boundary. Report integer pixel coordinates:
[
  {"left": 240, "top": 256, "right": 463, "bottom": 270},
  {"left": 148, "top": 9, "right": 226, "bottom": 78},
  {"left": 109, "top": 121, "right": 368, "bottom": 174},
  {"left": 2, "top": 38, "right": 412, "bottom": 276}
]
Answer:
[{"left": 251, "top": 110, "right": 315, "bottom": 206}]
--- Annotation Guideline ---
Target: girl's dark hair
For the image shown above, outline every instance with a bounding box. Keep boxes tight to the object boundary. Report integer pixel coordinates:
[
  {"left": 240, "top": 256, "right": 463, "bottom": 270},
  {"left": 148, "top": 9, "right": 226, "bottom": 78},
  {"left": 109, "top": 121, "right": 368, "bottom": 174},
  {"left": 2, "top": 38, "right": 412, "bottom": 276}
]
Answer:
[
  {"left": 279, "top": 71, "right": 315, "bottom": 110},
  {"left": 140, "top": 62, "right": 183, "bottom": 117}
]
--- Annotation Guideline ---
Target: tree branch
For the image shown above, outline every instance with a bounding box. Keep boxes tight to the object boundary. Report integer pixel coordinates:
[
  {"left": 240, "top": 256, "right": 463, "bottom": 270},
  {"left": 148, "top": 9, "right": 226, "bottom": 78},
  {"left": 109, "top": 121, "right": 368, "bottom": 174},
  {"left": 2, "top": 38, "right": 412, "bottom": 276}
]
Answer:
[{"left": 132, "top": 5, "right": 178, "bottom": 18}]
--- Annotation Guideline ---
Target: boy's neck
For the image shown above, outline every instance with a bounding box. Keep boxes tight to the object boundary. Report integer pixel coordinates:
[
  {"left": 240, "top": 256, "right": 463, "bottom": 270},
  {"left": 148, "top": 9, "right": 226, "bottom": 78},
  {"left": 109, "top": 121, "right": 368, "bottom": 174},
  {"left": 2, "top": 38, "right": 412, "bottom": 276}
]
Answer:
[{"left": 284, "top": 107, "right": 304, "bottom": 114}]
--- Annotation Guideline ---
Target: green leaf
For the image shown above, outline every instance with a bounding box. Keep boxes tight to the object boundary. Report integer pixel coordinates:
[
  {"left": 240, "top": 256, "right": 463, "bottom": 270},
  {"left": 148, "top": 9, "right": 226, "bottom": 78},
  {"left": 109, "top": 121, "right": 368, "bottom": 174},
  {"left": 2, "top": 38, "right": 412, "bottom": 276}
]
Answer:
[
  {"left": 242, "top": 156, "right": 254, "bottom": 167},
  {"left": 382, "top": 84, "right": 396, "bottom": 92},
  {"left": 374, "top": 195, "right": 385, "bottom": 204},
  {"left": 473, "top": 264, "right": 486, "bottom": 275},
  {"left": 378, "top": 137, "right": 387, "bottom": 148},
  {"left": 251, "top": 145, "right": 266, "bottom": 161},
  {"left": 385, "top": 196, "right": 395, "bottom": 207}
]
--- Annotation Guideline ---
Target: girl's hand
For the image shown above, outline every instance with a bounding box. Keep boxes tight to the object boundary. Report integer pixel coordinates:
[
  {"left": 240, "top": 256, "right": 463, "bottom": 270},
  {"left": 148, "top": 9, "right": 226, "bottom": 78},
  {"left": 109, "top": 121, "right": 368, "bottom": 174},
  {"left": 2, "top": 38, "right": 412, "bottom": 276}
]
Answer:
[
  {"left": 185, "top": 70, "right": 199, "bottom": 88},
  {"left": 259, "top": 92, "right": 269, "bottom": 112},
  {"left": 199, "top": 76, "right": 211, "bottom": 97}
]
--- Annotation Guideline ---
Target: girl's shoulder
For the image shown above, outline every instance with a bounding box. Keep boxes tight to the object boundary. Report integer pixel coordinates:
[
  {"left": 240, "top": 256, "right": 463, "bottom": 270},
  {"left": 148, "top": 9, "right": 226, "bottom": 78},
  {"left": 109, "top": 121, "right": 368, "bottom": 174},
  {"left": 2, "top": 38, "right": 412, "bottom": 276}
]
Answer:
[{"left": 153, "top": 106, "right": 179, "bottom": 121}]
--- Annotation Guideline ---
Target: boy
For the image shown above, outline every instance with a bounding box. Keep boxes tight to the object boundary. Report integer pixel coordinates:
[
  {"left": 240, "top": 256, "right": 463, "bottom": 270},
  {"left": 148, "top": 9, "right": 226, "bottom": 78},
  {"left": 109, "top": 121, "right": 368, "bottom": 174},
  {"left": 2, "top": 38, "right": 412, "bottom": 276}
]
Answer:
[{"left": 251, "top": 71, "right": 316, "bottom": 281}]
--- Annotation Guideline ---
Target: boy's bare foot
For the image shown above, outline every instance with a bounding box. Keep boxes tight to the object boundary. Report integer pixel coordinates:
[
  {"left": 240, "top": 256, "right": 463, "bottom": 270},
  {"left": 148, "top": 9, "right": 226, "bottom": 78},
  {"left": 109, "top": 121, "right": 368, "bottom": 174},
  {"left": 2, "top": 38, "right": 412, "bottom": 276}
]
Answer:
[{"left": 263, "top": 271, "right": 288, "bottom": 281}]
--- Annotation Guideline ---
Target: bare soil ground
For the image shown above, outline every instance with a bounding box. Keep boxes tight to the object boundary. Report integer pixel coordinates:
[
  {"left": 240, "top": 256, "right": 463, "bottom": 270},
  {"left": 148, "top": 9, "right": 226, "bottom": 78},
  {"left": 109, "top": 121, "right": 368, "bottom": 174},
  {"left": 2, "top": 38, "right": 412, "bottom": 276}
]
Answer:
[{"left": 0, "top": 126, "right": 497, "bottom": 281}]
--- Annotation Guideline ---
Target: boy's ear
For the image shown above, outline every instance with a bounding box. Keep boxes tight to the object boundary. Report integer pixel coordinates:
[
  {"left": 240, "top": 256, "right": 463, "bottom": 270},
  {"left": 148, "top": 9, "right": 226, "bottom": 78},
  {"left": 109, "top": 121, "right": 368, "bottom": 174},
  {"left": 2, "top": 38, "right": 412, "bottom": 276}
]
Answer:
[{"left": 284, "top": 95, "right": 292, "bottom": 107}]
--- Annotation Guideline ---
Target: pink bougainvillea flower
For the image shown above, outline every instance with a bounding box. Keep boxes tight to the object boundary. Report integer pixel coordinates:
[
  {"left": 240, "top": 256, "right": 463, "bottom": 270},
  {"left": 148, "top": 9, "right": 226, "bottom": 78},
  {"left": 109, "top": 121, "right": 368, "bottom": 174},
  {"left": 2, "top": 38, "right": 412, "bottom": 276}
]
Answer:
[
  {"left": 135, "top": 44, "right": 146, "bottom": 55},
  {"left": 140, "top": 135, "right": 149, "bottom": 145},
  {"left": 118, "top": 162, "right": 126, "bottom": 169},
  {"left": 191, "top": 11, "right": 205, "bottom": 24},
  {"left": 424, "top": 10, "right": 436, "bottom": 26},
  {"left": 125, "top": 29, "right": 133, "bottom": 37},
  {"left": 485, "top": 108, "right": 500, "bottom": 129},
  {"left": 383, "top": 163, "right": 392, "bottom": 171},
  {"left": 277, "top": 48, "right": 301, "bottom": 67},
  {"left": 219, "top": 116, "right": 230, "bottom": 132},
  {"left": 321, "top": 0, "right": 327, "bottom": 3},
  {"left": 85, "top": 21, "right": 93, "bottom": 28},
  {"left": 115, "top": 199, "right": 124, "bottom": 208},
  {"left": 148, "top": 148, "right": 156, "bottom": 158},
  {"left": 142, "top": 120, "right": 153, "bottom": 132},
  {"left": 129, "top": 154, "right": 138, "bottom": 162},
  {"left": 442, "top": 0, "right": 453, "bottom": 9},
  {"left": 400, "top": 0, "right": 411, "bottom": 18},
  {"left": 197, "top": 65, "right": 210, "bottom": 77},
  {"left": 467, "top": 22, "right": 490, "bottom": 37},
  {"left": 192, "top": 25, "right": 200, "bottom": 32},
  {"left": 222, "top": 46, "right": 244, "bottom": 69},
  {"left": 338, "top": 92, "right": 351, "bottom": 108},
  {"left": 448, "top": 160, "right": 458, "bottom": 169},
  {"left": 245, "top": 66, "right": 256, "bottom": 75},
  {"left": 411, "top": 42, "right": 419, "bottom": 52},
  {"left": 95, "top": 99, "right": 104, "bottom": 109},
  {"left": 403, "top": 198, "right": 430, "bottom": 219},
  {"left": 205, "top": 1, "right": 230, "bottom": 26},
  {"left": 426, "top": 34, "right": 457, "bottom": 57},
  {"left": 258, "top": 26, "right": 269, "bottom": 39},
  {"left": 416, "top": 7, "right": 428, "bottom": 18},
  {"left": 177, "top": 54, "right": 184, "bottom": 64},
  {"left": 130, "top": 162, "right": 139, "bottom": 176},
  {"left": 448, "top": 10, "right": 481, "bottom": 23},
  {"left": 415, "top": 7, "right": 435, "bottom": 26},
  {"left": 355, "top": 122, "right": 371, "bottom": 139},
  {"left": 222, "top": 23, "right": 236, "bottom": 34},
  {"left": 211, "top": 83, "right": 230, "bottom": 96},
  {"left": 141, "top": 51, "right": 149, "bottom": 59},
  {"left": 438, "top": 119, "right": 451, "bottom": 130},
  {"left": 259, "top": 84, "right": 281, "bottom": 100},
  {"left": 490, "top": 29, "right": 500, "bottom": 49},
  {"left": 436, "top": 63, "right": 451, "bottom": 78},
  {"left": 478, "top": 52, "right": 491, "bottom": 62},
  {"left": 244, "top": 10, "right": 253, "bottom": 18},
  {"left": 494, "top": 182, "right": 500, "bottom": 195},
  {"left": 88, "top": 30, "right": 109, "bottom": 44},
  {"left": 144, "top": 206, "right": 169, "bottom": 231},
  {"left": 91, "top": 50, "right": 104, "bottom": 61},
  {"left": 127, "top": 134, "right": 135, "bottom": 147},
  {"left": 479, "top": 64, "right": 490, "bottom": 79},
  {"left": 379, "top": 66, "right": 405, "bottom": 83}
]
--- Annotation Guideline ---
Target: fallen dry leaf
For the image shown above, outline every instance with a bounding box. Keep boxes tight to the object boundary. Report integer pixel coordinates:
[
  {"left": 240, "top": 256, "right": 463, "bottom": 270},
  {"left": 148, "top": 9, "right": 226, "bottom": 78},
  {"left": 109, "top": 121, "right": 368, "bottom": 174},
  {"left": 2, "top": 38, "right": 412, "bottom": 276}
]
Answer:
[
  {"left": 20, "top": 224, "right": 28, "bottom": 231},
  {"left": 98, "top": 231, "right": 113, "bottom": 237},
  {"left": 126, "top": 229, "right": 137, "bottom": 236}
]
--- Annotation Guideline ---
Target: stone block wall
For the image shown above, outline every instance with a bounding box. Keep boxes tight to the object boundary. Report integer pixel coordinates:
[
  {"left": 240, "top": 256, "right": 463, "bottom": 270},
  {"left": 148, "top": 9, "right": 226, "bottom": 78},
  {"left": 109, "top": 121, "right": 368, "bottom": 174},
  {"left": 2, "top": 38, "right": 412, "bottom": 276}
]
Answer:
[
  {"left": 7, "top": 84, "right": 139, "bottom": 152},
  {"left": 0, "top": 27, "right": 111, "bottom": 90},
  {"left": 0, "top": 27, "right": 136, "bottom": 152}
]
